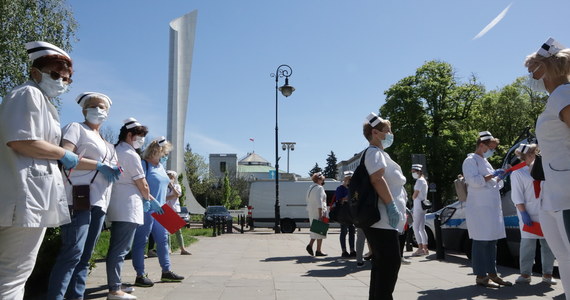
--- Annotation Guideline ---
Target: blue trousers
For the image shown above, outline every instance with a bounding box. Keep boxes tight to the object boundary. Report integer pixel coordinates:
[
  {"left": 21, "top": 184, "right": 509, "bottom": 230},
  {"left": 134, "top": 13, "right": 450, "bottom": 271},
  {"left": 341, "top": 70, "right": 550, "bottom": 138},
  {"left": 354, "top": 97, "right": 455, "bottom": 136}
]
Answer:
[
  {"left": 106, "top": 221, "right": 138, "bottom": 292},
  {"left": 132, "top": 211, "right": 171, "bottom": 276},
  {"left": 340, "top": 224, "right": 355, "bottom": 252},
  {"left": 471, "top": 240, "right": 497, "bottom": 276}
]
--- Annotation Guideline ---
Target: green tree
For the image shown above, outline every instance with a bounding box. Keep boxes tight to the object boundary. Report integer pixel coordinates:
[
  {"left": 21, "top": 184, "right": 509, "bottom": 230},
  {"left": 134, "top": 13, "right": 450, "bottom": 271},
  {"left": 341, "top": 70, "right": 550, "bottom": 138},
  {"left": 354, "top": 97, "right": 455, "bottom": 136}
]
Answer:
[
  {"left": 1, "top": 0, "right": 78, "bottom": 97},
  {"left": 184, "top": 144, "right": 219, "bottom": 207},
  {"left": 308, "top": 163, "right": 322, "bottom": 177},
  {"left": 221, "top": 171, "right": 242, "bottom": 209},
  {"left": 381, "top": 60, "right": 485, "bottom": 206},
  {"left": 323, "top": 151, "right": 338, "bottom": 179}
]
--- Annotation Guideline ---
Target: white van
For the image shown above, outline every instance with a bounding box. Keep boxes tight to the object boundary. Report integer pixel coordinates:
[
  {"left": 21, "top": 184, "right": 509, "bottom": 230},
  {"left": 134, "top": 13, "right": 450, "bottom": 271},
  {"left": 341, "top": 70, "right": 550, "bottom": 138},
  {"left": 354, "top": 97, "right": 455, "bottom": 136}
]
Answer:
[{"left": 248, "top": 179, "right": 341, "bottom": 233}]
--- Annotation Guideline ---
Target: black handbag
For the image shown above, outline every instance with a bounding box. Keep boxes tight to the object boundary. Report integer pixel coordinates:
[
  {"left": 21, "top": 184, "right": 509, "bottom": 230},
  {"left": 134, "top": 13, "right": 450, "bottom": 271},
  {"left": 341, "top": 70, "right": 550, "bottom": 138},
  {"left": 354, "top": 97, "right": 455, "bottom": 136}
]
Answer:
[
  {"left": 329, "top": 201, "right": 353, "bottom": 225},
  {"left": 530, "top": 155, "right": 545, "bottom": 181}
]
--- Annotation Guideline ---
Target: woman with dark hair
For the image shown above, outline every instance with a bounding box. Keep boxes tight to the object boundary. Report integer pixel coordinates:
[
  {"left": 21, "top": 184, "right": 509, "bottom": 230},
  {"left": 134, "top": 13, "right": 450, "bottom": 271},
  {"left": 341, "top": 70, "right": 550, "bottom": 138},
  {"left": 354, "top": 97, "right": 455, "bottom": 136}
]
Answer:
[
  {"left": 0, "top": 41, "right": 78, "bottom": 299},
  {"left": 525, "top": 37, "right": 570, "bottom": 298},
  {"left": 105, "top": 118, "right": 154, "bottom": 300}
]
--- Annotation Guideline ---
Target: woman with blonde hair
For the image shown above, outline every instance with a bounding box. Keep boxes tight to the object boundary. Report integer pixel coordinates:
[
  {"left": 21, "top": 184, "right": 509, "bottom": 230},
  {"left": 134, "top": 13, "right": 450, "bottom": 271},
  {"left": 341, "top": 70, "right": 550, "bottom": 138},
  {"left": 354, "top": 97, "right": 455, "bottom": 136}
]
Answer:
[
  {"left": 306, "top": 172, "right": 327, "bottom": 257},
  {"left": 525, "top": 37, "right": 570, "bottom": 298},
  {"left": 131, "top": 137, "right": 184, "bottom": 288}
]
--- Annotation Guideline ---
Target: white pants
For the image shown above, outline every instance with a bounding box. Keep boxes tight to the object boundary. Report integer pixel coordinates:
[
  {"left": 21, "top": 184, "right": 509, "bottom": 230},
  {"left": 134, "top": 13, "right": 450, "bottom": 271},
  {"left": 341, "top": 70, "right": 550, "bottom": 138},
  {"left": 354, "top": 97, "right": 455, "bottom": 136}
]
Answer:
[
  {"left": 540, "top": 209, "right": 570, "bottom": 300},
  {"left": 0, "top": 226, "right": 46, "bottom": 300},
  {"left": 413, "top": 210, "right": 428, "bottom": 245}
]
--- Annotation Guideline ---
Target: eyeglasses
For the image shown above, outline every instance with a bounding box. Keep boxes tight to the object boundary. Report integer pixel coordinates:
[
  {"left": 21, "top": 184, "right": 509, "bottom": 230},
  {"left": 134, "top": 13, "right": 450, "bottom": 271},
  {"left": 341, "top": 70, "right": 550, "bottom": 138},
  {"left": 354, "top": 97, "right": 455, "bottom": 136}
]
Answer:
[{"left": 38, "top": 68, "right": 73, "bottom": 84}]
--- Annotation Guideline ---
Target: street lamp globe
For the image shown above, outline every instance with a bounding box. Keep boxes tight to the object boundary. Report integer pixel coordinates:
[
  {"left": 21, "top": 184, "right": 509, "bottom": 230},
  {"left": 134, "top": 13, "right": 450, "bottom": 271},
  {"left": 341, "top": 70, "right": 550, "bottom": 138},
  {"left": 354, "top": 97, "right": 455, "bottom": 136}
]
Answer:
[{"left": 279, "top": 77, "right": 295, "bottom": 97}]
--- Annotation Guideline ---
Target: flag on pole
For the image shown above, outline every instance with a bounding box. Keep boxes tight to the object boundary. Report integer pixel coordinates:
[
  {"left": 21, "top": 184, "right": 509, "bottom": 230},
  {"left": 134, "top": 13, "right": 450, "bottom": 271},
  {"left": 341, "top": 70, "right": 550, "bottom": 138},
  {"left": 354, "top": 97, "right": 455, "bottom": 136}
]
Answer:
[{"left": 249, "top": 138, "right": 254, "bottom": 142}]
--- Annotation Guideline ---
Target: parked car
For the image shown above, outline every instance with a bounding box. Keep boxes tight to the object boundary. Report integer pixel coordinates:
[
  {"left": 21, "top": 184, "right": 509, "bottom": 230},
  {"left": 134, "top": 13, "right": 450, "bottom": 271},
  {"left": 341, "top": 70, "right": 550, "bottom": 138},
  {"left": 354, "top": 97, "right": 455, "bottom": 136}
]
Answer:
[
  {"left": 178, "top": 206, "right": 190, "bottom": 228},
  {"left": 203, "top": 205, "right": 232, "bottom": 228}
]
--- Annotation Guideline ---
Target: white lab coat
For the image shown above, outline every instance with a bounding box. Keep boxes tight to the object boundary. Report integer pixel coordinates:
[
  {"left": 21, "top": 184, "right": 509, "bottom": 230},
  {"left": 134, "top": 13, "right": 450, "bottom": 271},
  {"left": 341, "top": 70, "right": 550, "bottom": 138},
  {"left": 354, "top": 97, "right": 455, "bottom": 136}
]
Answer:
[
  {"left": 306, "top": 183, "right": 326, "bottom": 239},
  {"left": 0, "top": 81, "right": 70, "bottom": 227},
  {"left": 510, "top": 166, "right": 544, "bottom": 239},
  {"left": 536, "top": 84, "right": 570, "bottom": 211},
  {"left": 462, "top": 153, "right": 506, "bottom": 241}
]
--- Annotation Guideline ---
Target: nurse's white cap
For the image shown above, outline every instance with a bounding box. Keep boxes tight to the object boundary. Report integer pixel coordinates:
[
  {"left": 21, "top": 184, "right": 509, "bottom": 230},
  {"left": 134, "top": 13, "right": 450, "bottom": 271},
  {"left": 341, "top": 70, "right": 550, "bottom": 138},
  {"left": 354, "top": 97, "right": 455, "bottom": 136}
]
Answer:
[
  {"left": 366, "top": 112, "right": 384, "bottom": 127},
  {"left": 25, "top": 41, "right": 70, "bottom": 61},
  {"left": 154, "top": 136, "right": 167, "bottom": 147},
  {"left": 75, "top": 92, "right": 112, "bottom": 108},
  {"left": 123, "top": 117, "right": 142, "bottom": 129},
  {"left": 412, "top": 164, "right": 423, "bottom": 171},
  {"left": 516, "top": 143, "right": 530, "bottom": 154},
  {"left": 479, "top": 131, "right": 494, "bottom": 141},
  {"left": 343, "top": 170, "right": 354, "bottom": 178},
  {"left": 537, "top": 37, "right": 566, "bottom": 58}
]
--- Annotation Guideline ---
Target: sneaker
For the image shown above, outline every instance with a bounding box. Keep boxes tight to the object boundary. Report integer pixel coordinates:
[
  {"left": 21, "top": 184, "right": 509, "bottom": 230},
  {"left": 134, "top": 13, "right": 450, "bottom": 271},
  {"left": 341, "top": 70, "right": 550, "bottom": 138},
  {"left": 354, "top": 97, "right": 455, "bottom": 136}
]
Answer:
[
  {"left": 121, "top": 285, "right": 135, "bottom": 293},
  {"left": 349, "top": 251, "right": 357, "bottom": 258},
  {"left": 135, "top": 274, "right": 154, "bottom": 287},
  {"left": 356, "top": 262, "right": 364, "bottom": 268},
  {"left": 542, "top": 276, "right": 557, "bottom": 285},
  {"left": 107, "top": 292, "right": 137, "bottom": 300},
  {"left": 401, "top": 257, "right": 412, "bottom": 265},
  {"left": 412, "top": 249, "right": 425, "bottom": 257},
  {"left": 161, "top": 270, "right": 184, "bottom": 282},
  {"left": 341, "top": 251, "right": 350, "bottom": 258},
  {"left": 147, "top": 249, "right": 157, "bottom": 258},
  {"left": 363, "top": 252, "right": 372, "bottom": 261},
  {"left": 515, "top": 275, "right": 531, "bottom": 284}
]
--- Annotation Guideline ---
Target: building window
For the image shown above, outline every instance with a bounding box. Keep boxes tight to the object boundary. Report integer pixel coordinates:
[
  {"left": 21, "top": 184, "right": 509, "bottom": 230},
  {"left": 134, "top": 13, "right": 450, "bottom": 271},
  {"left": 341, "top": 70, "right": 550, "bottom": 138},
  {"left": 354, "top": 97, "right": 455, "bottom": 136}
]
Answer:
[{"left": 220, "top": 162, "right": 226, "bottom": 173}]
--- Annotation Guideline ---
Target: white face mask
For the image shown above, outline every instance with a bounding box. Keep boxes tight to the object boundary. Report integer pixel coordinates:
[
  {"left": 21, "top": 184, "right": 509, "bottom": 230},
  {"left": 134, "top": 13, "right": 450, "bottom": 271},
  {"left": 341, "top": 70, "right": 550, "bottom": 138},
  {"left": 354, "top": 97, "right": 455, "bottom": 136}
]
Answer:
[
  {"left": 85, "top": 107, "right": 108, "bottom": 125},
  {"left": 526, "top": 67, "right": 547, "bottom": 93},
  {"left": 132, "top": 136, "right": 145, "bottom": 149},
  {"left": 483, "top": 149, "right": 495, "bottom": 158},
  {"left": 37, "top": 72, "right": 69, "bottom": 98},
  {"left": 412, "top": 172, "right": 420, "bottom": 179}
]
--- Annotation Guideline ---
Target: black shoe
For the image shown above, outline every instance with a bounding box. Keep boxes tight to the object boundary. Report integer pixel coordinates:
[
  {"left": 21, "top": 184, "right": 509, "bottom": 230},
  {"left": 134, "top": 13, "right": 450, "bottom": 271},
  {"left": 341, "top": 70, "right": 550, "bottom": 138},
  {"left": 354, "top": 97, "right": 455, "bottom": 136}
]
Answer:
[
  {"left": 341, "top": 251, "right": 350, "bottom": 258},
  {"left": 161, "top": 271, "right": 184, "bottom": 282},
  {"left": 306, "top": 245, "right": 314, "bottom": 256},
  {"left": 135, "top": 274, "right": 154, "bottom": 287},
  {"left": 356, "top": 262, "right": 364, "bottom": 268},
  {"left": 349, "top": 251, "right": 357, "bottom": 257},
  {"left": 364, "top": 254, "right": 372, "bottom": 261},
  {"left": 315, "top": 251, "right": 328, "bottom": 257}
]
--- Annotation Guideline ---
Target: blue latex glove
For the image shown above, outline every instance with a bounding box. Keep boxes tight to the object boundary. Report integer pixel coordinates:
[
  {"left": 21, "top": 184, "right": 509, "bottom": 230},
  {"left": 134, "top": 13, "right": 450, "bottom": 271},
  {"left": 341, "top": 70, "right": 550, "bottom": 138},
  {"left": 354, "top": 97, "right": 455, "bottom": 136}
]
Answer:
[
  {"left": 520, "top": 210, "right": 533, "bottom": 226},
  {"left": 96, "top": 162, "right": 121, "bottom": 183},
  {"left": 385, "top": 201, "right": 400, "bottom": 229},
  {"left": 149, "top": 199, "right": 164, "bottom": 215},
  {"left": 142, "top": 199, "right": 151, "bottom": 212},
  {"left": 492, "top": 169, "right": 506, "bottom": 178},
  {"left": 59, "top": 150, "right": 79, "bottom": 170}
]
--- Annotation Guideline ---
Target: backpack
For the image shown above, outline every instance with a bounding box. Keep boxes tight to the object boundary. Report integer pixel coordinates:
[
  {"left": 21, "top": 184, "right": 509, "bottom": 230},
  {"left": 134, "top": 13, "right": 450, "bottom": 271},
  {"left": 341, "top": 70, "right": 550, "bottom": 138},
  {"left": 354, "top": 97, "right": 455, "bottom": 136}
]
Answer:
[
  {"left": 348, "top": 147, "right": 381, "bottom": 228},
  {"left": 454, "top": 174, "right": 468, "bottom": 202}
]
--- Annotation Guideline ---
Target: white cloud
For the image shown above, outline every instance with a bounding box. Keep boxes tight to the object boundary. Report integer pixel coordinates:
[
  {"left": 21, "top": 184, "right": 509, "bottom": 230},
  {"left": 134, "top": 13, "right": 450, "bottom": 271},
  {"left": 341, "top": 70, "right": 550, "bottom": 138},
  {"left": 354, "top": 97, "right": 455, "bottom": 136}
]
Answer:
[{"left": 473, "top": 2, "right": 513, "bottom": 40}]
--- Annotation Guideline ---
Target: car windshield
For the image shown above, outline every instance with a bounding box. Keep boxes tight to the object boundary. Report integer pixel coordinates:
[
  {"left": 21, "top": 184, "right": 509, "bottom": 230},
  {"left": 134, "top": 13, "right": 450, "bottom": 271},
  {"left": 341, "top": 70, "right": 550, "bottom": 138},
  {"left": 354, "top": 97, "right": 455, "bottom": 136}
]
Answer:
[{"left": 207, "top": 207, "right": 228, "bottom": 214}]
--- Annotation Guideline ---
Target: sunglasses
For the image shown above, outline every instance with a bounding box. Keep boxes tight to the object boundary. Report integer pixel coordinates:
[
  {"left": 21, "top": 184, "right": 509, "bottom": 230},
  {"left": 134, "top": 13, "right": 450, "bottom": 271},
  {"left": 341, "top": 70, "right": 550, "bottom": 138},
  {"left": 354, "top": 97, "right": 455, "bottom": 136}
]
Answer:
[{"left": 38, "top": 68, "right": 73, "bottom": 84}]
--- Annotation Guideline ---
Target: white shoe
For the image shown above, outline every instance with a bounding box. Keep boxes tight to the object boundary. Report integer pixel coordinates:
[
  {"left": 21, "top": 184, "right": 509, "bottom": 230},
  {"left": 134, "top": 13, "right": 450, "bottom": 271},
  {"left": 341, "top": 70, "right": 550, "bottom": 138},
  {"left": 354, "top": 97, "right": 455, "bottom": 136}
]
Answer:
[
  {"left": 107, "top": 292, "right": 137, "bottom": 300},
  {"left": 515, "top": 275, "right": 531, "bottom": 284},
  {"left": 401, "top": 257, "right": 412, "bottom": 265},
  {"left": 121, "top": 286, "right": 135, "bottom": 293},
  {"left": 542, "top": 276, "right": 557, "bottom": 285}
]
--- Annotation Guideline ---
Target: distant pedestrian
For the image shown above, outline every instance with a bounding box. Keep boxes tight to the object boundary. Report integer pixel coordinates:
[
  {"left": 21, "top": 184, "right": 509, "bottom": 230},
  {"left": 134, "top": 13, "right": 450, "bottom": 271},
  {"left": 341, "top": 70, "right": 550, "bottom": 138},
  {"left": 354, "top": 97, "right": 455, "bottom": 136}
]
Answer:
[
  {"left": 510, "top": 143, "right": 556, "bottom": 285},
  {"left": 306, "top": 172, "right": 328, "bottom": 257},
  {"left": 335, "top": 171, "right": 356, "bottom": 258},
  {"left": 166, "top": 170, "right": 191, "bottom": 255},
  {"left": 462, "top": 131, "right": 511, "bottom": 287},
  {"left": 524, "top": 37, "right": 570, "bottom": 299},
  {"left": 411, "top": 164, "right": 429, "bottom": 257}
]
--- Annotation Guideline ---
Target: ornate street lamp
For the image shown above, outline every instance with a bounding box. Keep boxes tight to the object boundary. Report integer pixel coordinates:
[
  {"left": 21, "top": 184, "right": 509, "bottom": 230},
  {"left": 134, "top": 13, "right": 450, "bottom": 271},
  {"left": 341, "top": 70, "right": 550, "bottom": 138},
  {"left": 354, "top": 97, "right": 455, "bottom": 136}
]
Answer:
[{"left": 270, "top": 64, "right": 295, "bottom": 233}]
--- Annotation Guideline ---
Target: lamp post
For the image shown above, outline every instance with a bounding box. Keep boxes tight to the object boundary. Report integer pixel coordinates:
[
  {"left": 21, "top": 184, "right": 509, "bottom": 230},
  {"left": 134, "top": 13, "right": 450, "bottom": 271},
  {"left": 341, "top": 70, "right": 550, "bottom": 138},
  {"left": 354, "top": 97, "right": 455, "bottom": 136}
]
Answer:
[
  {"left": 281, "top": 142, "right": 296, "bottom": 174},
  {"left": 271, "top": 64, "right": 295, "bottom": 234}
]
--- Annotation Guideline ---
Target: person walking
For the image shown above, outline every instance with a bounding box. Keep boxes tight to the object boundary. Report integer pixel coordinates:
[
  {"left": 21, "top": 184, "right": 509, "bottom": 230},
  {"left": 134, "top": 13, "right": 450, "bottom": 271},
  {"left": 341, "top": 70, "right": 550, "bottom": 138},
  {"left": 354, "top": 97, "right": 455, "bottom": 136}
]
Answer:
[
  {"left": 47, "top": 92, "right": 121, "bottom": 300},
  {"left": 510, "top": 143, "right": 556, "bottom": 285},
  {"left": 462, "top": 131, "right": 511, "bottom": 288},
  {"left": 524, "top": 37, "right": 570, "bottom": 298},
  {"left": 0, "top": 41, "right": 78, "bottom": 300},
  {"left": 335, "top": 171, "right": 356, "bottom": 258},
  {"left": 306, "top": 172, "right": 328, "bottom": 257},
  {"left": 411, "top": 164, "right": 429, "bottom": 257},
  {"left": 361, "top": 112, "right": 406, "bottom": 300},
  {"left": 166, "top": 170, "right": 191, "bottom": 255}
]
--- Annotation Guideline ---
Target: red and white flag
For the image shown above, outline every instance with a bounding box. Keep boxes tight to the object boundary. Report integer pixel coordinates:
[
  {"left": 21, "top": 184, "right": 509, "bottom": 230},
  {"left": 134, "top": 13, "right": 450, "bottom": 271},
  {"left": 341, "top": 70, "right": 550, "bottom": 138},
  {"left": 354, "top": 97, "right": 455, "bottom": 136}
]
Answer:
[{"left": 249, "top": 138, "right": 254, "bottom": 142}]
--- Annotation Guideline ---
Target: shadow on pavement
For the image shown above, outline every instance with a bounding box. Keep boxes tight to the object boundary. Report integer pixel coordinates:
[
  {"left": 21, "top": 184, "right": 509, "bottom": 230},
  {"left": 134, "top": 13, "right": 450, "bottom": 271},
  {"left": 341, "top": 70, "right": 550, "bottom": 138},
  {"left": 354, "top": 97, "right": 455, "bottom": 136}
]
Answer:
[
  {"left": 417, "top": 282, "right": 560, "bottom": 300},
  {"left": 85, "top": 284, "right": 107, "bottom": 299},
  {"left": 262, "top": 255, "right": 368, "bottom": 277}
]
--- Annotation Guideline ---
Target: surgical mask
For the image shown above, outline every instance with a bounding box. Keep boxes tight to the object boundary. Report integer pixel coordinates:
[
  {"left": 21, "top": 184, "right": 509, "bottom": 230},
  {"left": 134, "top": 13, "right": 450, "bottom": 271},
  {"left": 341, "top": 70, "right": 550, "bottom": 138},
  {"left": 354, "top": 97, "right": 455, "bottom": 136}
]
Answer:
[
  {"left": 483, "top": 149, "right": 495, "bottom": 158},
  {"left": 160, "top": 155, "right": 168, "bottom": 165},
  {"left": 526, "top": 67, "right": 547, "bottom": 93},
  {"left": 412, "top": 173, "right": 419, "bottom": 179},
  {"left": 381, "top": 132, "right": 394, "bottom": 149},
  {"left": 85, "top": 107, "right": 108, "bottom": 125},
  {"left": 37, "top": 72, "right": 69, "bottom": 98},
  {"left": 132, "top": 136, "right": 145, "bottom": 149}
]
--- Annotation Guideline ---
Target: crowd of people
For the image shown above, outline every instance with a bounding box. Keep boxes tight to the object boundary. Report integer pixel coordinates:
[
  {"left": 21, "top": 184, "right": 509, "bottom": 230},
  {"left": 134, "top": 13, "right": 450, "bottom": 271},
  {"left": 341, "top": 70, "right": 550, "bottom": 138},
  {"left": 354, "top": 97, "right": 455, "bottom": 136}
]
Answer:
[{"left": 0, "top": 42, "right": 188, "bottom": 300}]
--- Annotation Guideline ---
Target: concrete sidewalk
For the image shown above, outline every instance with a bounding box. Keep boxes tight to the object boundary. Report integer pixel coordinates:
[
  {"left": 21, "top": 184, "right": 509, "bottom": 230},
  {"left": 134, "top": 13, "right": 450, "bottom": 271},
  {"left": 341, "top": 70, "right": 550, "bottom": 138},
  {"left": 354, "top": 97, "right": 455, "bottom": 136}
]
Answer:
[{"left": 81, "top": 228, "right": 565, "bottom": 300}]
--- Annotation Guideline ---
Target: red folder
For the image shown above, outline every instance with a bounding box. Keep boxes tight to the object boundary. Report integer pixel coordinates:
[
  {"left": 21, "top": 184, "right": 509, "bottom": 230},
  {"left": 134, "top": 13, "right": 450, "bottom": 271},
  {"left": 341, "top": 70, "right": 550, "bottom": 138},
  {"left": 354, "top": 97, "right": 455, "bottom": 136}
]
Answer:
[
  {"left": 151, "top": 204, "right": 187, "bottom": 234},
  {"left": 523, "top": 222, "right": 544, "bottom": 237}
]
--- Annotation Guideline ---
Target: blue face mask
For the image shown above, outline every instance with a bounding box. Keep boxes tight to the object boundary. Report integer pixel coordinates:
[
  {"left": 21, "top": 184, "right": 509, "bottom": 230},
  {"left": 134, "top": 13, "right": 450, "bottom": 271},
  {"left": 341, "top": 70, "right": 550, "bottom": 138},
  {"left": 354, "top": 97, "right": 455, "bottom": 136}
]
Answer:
[
  {"left": 483, "top": 149, "right": 495, "bottom": 158},
  {"left": 160, "top": 155, "right": 168, "bottom": 165},
  {"left": 382, "top": 133, "right": 394, "bottom": 149}
]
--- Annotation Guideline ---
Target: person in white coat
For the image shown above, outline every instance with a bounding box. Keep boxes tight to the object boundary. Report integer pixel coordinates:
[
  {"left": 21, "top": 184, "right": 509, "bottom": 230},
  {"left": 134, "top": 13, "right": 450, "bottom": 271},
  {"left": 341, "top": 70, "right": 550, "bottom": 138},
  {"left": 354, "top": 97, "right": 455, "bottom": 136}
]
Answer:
[
  {"left": 524, "top": 37, "right": 570, "bottom": 299},
  {"left": 306, "top": 172, "right": 328, "bottom": 257},
  {"left": 411, "top": 164, "right": 429, "bottom": 257},
  {"left": 510, "top": 143, "right": 556, "bottom": 285},
  {"left": 462, "top": 131, "right": 512, "bottom": 287},
  {"left": 0, "top": 41, "right": 79, "bottom": 300}
]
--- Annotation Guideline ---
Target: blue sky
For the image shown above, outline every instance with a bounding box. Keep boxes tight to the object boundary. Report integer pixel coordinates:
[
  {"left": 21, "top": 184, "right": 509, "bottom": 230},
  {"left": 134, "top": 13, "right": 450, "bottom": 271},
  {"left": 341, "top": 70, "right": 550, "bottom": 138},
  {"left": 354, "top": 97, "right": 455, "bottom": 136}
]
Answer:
[{"left": 58, "top": 0, "right": 570, "bottom": 176}]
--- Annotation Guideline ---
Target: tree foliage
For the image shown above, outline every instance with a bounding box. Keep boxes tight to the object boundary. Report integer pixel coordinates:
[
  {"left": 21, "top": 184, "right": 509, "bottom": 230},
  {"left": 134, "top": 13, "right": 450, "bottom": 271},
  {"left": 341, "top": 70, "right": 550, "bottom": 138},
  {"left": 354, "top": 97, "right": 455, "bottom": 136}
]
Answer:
[
  {"left": 0, "top": 0, "right": 78, "bottom": 97},
  {"left": 308, "top": 163, "right": 322, "bottom": 177},
  {"left": 323, "top": 151, "right": 338, "bottom": 179}
]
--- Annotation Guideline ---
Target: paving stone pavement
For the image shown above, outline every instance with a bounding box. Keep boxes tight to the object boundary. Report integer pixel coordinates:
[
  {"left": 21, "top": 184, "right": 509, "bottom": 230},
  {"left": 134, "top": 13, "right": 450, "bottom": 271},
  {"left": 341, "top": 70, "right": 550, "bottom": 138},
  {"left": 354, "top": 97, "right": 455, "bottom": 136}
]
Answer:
[{"left": 77, "top": 228, "right": 565, "bottom": 300}]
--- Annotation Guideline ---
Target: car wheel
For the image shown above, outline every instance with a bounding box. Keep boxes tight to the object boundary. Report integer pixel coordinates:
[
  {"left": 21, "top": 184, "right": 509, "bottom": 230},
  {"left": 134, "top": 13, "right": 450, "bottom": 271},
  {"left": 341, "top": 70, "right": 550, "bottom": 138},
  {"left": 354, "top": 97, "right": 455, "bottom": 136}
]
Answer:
[
  {"left": 425, "top": 227, "right": 436, "bottom": 250},
  {"left": 280, "top": 218, "right": 296, "bottom": 233}
]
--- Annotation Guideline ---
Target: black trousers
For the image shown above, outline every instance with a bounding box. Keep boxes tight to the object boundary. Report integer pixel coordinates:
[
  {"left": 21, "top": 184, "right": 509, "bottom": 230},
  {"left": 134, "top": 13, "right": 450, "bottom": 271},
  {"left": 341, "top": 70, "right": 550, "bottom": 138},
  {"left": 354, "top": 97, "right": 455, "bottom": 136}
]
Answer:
[{"left": 363, "top": 227, "right": 401, "bottom": 300}]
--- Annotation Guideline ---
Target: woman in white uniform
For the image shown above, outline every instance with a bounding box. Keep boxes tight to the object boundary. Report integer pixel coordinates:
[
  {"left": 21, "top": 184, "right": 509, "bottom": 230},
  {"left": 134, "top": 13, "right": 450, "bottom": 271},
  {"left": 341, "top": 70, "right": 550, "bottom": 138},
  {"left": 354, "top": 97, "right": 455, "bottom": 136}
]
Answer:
[
  {"left": 510, "top": 143, "right": 556, "bottom": 285},
  {"left": 0, "top": 41, "right": 79, "bottom": 300},
  {"left": 305, "top": 172, "right": 328, "bottom": 257},
  {"left": 362, "top": 112, "right": 406, "bottom": 300},
  {"left": 411, "top": 164, "right": 429, "bottom": 257},
  {"left": 524, "top": 37, "right": 570, "bottom": 299},
  {"left": 105, "top": 118, "right": 152, "bottom": 300},
  {"left": 166, "top": 170, "right": 191, "bottom": 255},
  {"left": 462, "top": 131, "right": 511, "bottom": 287},
  {"left": 47, "top": 92, "right": 122, "bottom": 300}
]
